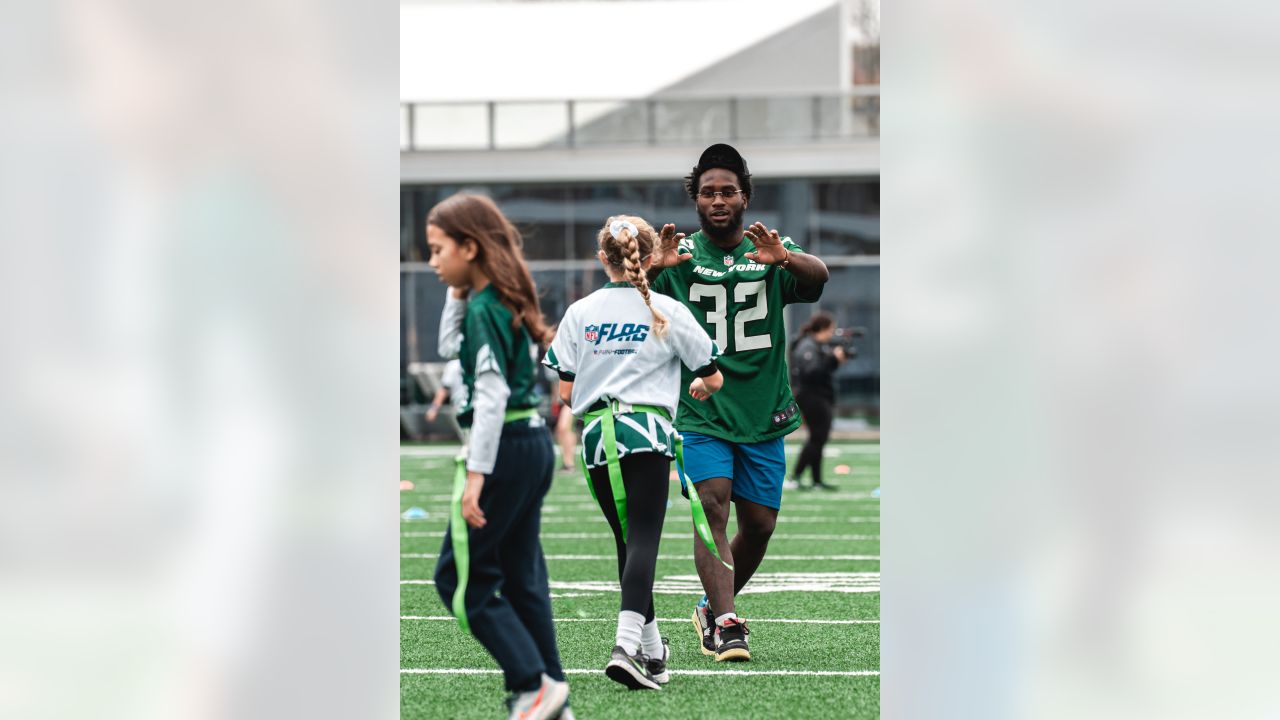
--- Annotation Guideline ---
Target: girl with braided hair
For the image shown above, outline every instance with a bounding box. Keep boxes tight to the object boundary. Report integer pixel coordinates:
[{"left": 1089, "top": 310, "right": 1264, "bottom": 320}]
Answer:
[{"left": 543, "top": 215, "right": 725, "bottom": 690}]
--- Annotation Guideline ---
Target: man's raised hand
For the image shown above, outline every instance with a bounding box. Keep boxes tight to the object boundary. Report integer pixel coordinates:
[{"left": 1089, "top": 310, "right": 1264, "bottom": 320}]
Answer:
[
  {"left": 743, "top": 221, "right": 788, "bottom": 265},
  {"left": 651, "top": 224, "right": 693, "bottom": 269}
]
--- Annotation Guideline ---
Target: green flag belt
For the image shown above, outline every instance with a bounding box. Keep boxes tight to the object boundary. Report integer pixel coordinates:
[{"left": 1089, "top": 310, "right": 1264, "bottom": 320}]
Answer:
[{"left": 577, "top": 399, "right": 730, "bottom": 570}]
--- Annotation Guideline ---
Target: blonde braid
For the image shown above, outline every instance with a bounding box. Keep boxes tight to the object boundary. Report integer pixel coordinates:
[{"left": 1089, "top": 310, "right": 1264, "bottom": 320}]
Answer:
[{"left": 618, "top": 226, "right": 669, "bottom": 339}]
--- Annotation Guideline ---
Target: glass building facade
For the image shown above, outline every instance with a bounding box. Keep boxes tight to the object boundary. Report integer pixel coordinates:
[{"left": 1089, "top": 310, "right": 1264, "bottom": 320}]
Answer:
[{"left": 401, "top": 177, "right": 879, "bottom": 420}]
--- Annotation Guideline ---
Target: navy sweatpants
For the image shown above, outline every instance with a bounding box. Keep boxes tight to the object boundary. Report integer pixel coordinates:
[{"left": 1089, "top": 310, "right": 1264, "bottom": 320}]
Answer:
[{"left": 434, "top": 422, "right": 563, "bottom": 693}]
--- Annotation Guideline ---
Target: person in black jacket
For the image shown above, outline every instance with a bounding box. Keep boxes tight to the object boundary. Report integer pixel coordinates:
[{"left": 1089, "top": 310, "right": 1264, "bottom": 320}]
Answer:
[{"left": 787, "top": 312, "right": 846, "bottom": 490}]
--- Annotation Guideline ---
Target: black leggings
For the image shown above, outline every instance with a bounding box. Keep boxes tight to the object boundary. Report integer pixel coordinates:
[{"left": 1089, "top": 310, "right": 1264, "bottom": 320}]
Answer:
[
  {"left": 588, "top": 452, "right": 670, "bottom": 622},
  {"left": 793, "top": 393, "right": 834, "bottom": 486}
]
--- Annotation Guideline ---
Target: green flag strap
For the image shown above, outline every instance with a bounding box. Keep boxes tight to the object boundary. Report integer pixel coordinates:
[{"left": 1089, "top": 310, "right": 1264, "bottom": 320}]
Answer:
[
  {"left": 600, "top": 407, "right": 628, "bottom": 541},
  {"left": 579, "top": 400, "right": 729, "bottom": 569},
  {"left": 448, "top": 454, "right": 472, "bottom": 633},
  {"left": 673, "top": 434, "right": 732, "bottom": 570},
  {"left": 503, "top": 407, "right": 538, "bottom": 423},
  {"left": 579, "top": 401, "right": 667, "bottom": 543}
]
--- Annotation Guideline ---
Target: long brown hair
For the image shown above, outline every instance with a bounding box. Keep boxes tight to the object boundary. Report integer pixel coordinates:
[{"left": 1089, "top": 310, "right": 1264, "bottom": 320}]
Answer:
[
  {"left": 597, "top": 215, "right": 668, "bottom": 339},
  {"left": 427, "top": 193, "right": 552, "bottom": 345}
]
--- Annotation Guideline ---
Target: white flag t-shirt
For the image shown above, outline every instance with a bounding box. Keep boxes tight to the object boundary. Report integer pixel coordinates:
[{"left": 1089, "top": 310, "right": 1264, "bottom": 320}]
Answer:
[{"left": 543, "top": 281, "right": 720, "bottom": 469}]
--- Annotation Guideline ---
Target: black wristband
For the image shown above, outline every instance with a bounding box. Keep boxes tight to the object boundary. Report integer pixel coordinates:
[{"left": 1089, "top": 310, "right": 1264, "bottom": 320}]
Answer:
[{"left": 693, "top": 360, "right": 720, "bottom": 378}]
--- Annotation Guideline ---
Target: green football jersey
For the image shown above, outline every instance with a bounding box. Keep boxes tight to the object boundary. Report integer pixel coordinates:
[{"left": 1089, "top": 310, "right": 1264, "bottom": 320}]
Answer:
[
  {"left": 651, "top": 230, "right": 823, "bottom": 443},
  {"left": 456, "top": 284, "right": 541, "bottom": 427}
]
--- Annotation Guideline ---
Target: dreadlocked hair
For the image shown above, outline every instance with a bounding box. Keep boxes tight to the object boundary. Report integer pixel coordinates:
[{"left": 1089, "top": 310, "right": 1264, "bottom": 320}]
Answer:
[
  {"left": 597, "top": 215, "right": 668, "bottom": 339},
  {"left": 427, "top": 193, "right": 552, "bottom": 346}
]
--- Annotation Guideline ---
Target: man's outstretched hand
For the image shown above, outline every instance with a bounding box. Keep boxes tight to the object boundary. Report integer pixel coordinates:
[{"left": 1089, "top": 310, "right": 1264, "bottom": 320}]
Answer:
[
  {"left": 652, "top": 224, "right": 693, "bottom": 269},
  {"left": 743, "top": 221, "right": 789, "bottom": 265}
]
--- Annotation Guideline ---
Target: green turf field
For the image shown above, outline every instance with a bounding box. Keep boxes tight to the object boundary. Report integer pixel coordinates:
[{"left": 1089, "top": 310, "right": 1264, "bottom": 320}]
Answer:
[{"left": 401, "top": 440, "right": 880, "bottom": 719}]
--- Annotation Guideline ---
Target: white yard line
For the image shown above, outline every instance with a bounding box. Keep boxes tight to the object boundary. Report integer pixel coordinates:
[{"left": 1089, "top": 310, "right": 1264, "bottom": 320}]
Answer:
[
  {"left": 533, "top": 516, "right": 877, "bottom": 524},
  {"left": 402, "top": 572, "right": 880, "bottom": 594},
  {"left": 403, "top": 531, "right": 879, "bottom": 540},
  {"left": 524, "top": 504, "right": 879, "bottom": 516},
  {"left": 401, "top": 615, "right": 878, "bottom": 624},
  {"left": 401, "top": 668, "right": 878, "bottom": 677},
  {"left": 404, "top": 497, "right": 879, "bottom": 509},
  {"left": 401, "top": 554, "right": 880, "bottom": 561},
  {"left": 405, "top": 445, "right": 876, "bottom": 458}
]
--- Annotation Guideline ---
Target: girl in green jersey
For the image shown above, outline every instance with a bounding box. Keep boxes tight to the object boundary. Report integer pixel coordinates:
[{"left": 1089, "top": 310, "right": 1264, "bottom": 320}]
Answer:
[{"left": 427, "top": 193, "right": 571, "bottom": 720}]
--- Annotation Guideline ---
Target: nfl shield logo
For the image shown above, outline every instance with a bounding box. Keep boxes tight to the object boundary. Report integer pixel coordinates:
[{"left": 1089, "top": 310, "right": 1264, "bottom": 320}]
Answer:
[
  {"left": 584, "top": 324, "right": 599, "bottom": 342},
  {"left": 724, "top": 255, "right": 734, "bottom": 266}
]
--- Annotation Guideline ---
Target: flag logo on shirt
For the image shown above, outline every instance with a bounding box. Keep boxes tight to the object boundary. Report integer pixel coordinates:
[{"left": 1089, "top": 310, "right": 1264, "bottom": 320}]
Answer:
[
  {"left": 584, "top": 321, "right": 650, "bottom": 346},
  {"left": 724, "top": 255, "right": 734, "bottom": 266}
]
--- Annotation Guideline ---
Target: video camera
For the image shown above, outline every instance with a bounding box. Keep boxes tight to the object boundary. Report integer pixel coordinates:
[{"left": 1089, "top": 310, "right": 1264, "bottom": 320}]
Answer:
[{"left": 829, "top": 326, "right": 866, "bottom": 358}]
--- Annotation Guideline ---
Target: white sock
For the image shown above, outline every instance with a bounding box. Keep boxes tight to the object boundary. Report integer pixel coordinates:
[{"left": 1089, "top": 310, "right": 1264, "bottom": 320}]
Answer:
[
  {"left": 715, "top": 612, "right": 739, "bottom": 628},
  {"left": 616, "top": 610, "right": 645, "bottom": 654},
  {"left": 641, "top": 619, "right": 663, "bottom": 657}
]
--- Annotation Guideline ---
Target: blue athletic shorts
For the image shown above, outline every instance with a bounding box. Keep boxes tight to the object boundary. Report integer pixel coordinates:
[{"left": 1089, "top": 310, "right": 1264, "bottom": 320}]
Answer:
[{"left": 681, "top": 432, "right": 787, "bottom": 510}]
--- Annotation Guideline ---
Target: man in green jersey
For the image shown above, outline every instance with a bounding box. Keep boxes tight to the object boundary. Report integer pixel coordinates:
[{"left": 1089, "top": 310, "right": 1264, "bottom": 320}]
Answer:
[{"left": 650, "top": 143, "right": 830, "bottom": 661}]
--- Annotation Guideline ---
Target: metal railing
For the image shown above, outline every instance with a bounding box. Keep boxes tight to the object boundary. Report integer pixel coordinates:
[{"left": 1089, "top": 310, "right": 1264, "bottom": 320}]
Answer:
[{"left": 400, "top": 88, "right": 879, "bottom": 152}]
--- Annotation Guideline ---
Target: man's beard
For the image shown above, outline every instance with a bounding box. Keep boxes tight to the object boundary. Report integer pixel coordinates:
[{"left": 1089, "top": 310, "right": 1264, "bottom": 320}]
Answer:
[{"left": 697, "top": 206, "right": 745, "bottom": 245}]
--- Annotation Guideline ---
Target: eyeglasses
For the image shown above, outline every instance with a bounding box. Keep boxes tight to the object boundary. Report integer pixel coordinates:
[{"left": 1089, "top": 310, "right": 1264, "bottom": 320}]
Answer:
[{"left": 697, "top": 189, "right": 743, "bottom": 200}]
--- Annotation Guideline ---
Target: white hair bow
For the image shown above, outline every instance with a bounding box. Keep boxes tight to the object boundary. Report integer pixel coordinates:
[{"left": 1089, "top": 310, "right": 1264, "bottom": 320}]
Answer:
[{"left": 609, "top": 219, "right": 639, "bottom": 239}]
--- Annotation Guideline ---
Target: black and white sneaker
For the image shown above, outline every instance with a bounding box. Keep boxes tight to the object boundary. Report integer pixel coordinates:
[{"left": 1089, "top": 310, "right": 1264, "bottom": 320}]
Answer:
[
  {"left": 605, "top": 645, "right": 661, "bottom": 690},
  {"left": 714, "top": 618, "right": 751, "bottom": 662},
  {"left": 645, "top": 637, "right": 671, "bottom": 684},
  {"left": 692, "top": 604, "right": 716, "bottom": 657}
]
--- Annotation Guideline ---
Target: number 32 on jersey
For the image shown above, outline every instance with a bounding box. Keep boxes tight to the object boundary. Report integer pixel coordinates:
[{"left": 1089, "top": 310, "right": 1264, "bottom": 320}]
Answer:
[{"left": 689, "top": 281, "right": 771, "bottom": 353}]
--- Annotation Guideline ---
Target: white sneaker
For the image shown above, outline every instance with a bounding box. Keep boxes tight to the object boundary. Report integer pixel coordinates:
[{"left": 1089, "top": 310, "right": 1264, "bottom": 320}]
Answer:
[
  {"left": 507, "top": 674, "right": 569, "bottom": 720},
  {"left": 782, "top": 479, "right": 800, "bottom": 490}
]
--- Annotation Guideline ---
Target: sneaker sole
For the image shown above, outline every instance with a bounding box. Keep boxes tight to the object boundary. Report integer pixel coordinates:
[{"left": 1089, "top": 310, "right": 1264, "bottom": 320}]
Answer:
[
  {"left": 692, "top": 610, "right": 716, "bottom": 657},
  {"left": 651, "top": 670, "right": 670, "bottom": 684},
  {"left": 715, "top": 646, "right": 751, "bottom": 662},
  {"left": 605, "top": 661, "right": 661, "bottom": 691}
]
